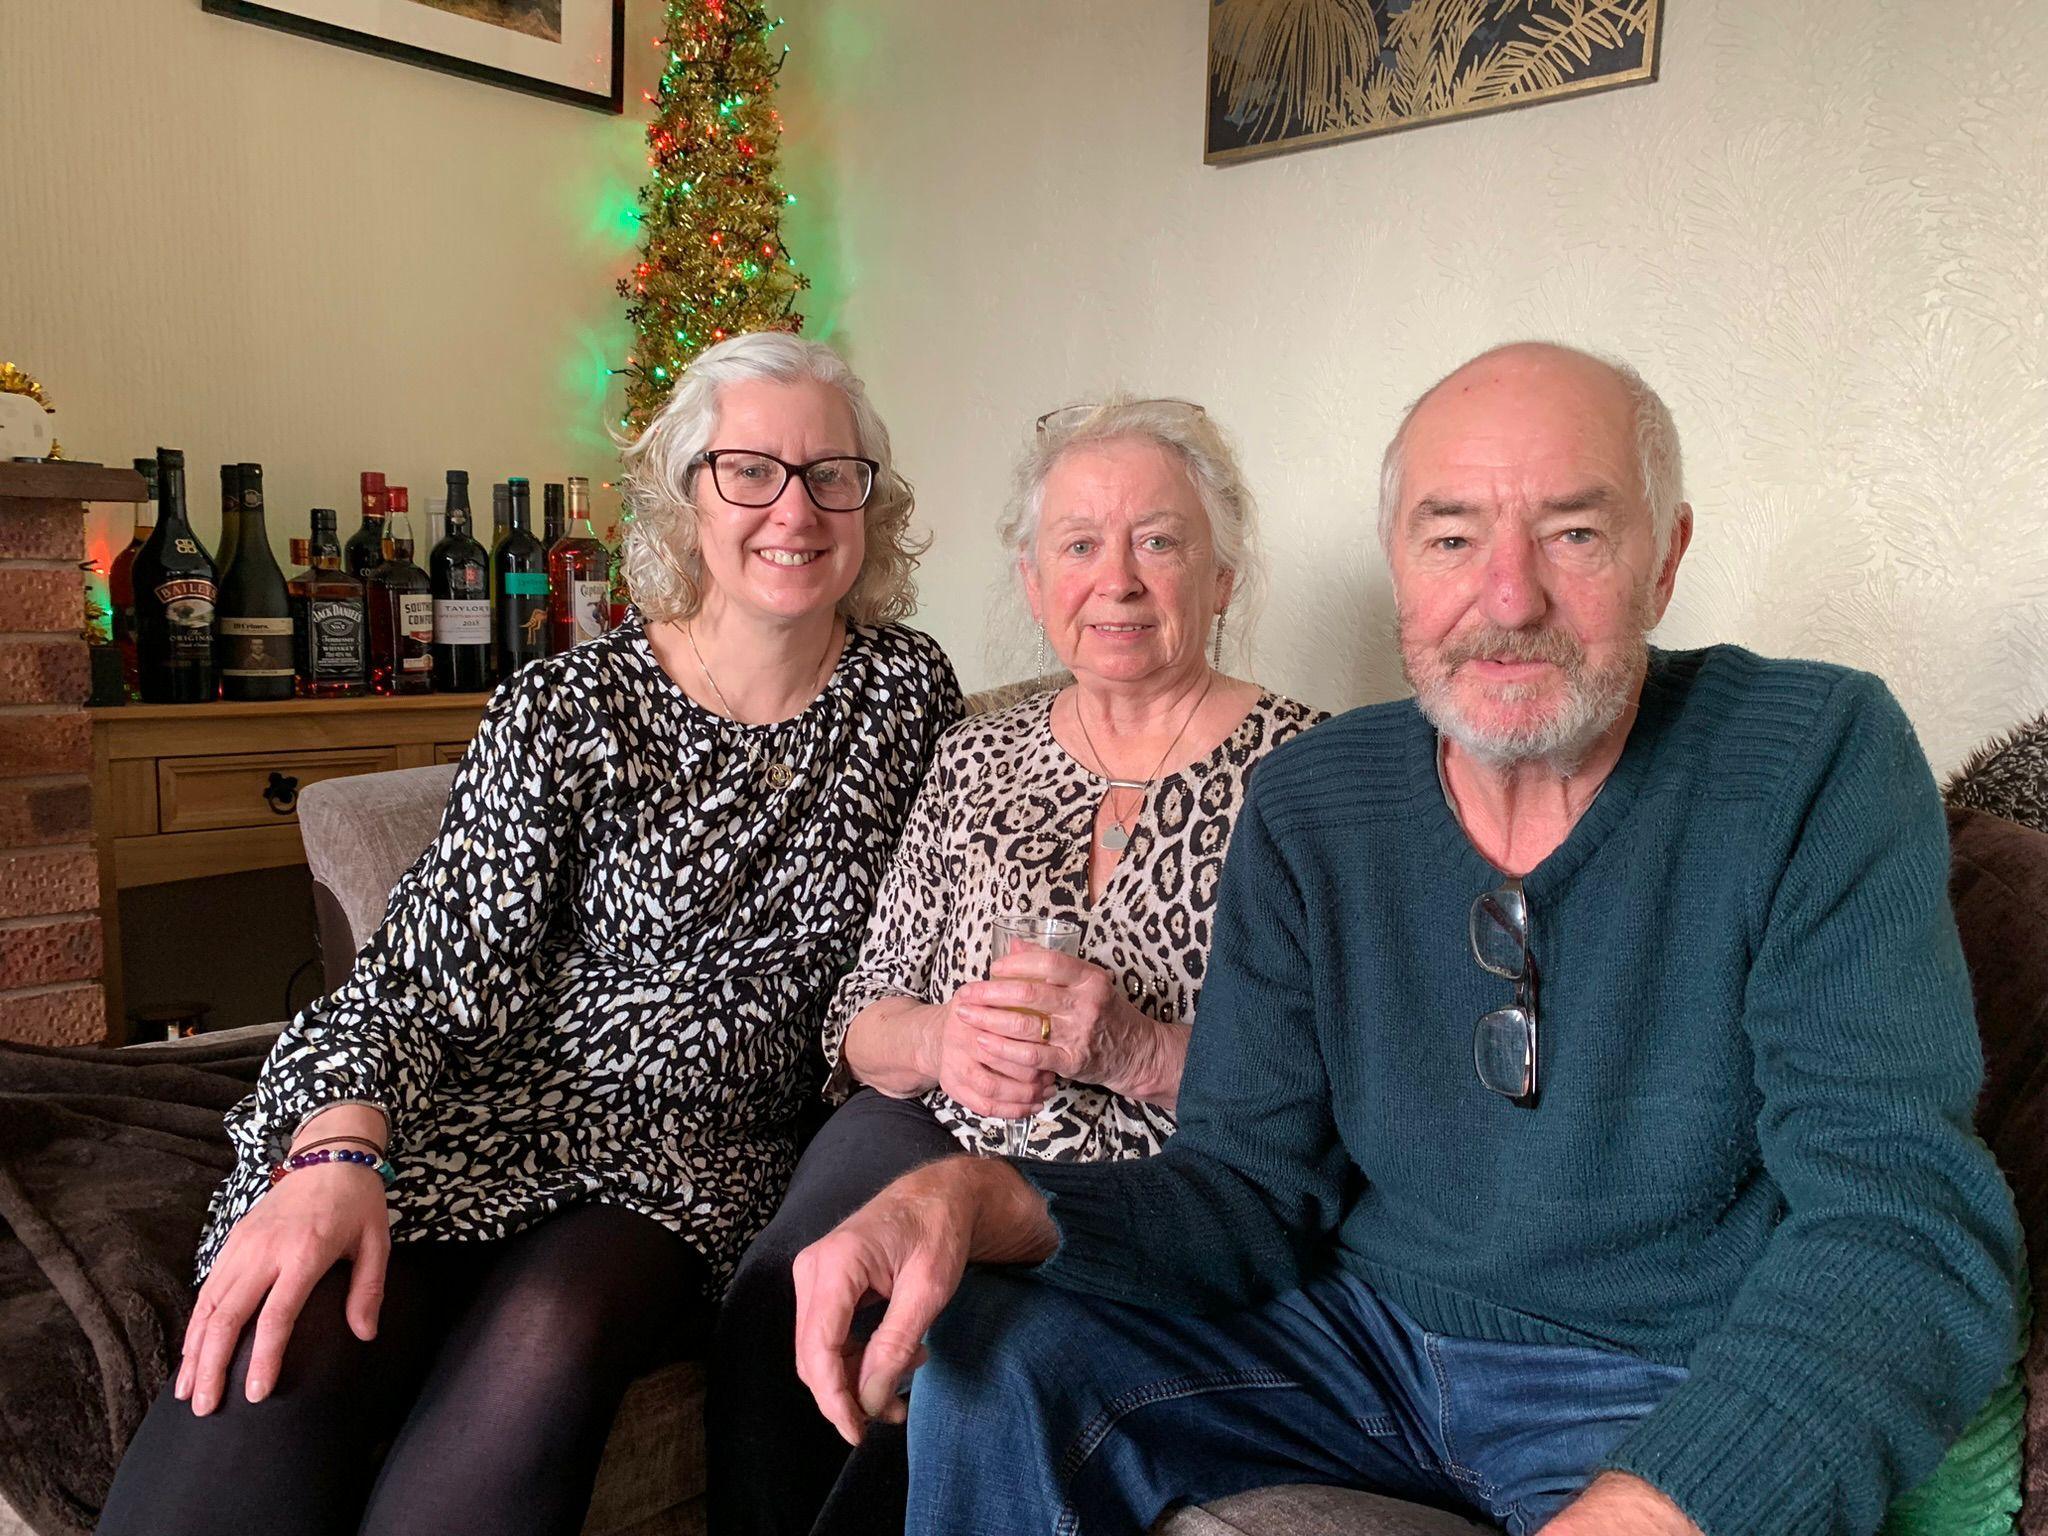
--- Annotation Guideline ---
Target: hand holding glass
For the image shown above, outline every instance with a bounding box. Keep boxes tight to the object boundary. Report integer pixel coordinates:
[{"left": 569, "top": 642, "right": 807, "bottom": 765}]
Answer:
[{"left": 988, "top": 913, "right": 1082, "bottom": 1158}]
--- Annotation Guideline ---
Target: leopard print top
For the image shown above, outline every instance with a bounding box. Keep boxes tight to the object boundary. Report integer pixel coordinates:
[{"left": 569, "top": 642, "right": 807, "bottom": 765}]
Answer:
[{"left": 824, "top": 687, "right": 1327, "bottom": 1161}]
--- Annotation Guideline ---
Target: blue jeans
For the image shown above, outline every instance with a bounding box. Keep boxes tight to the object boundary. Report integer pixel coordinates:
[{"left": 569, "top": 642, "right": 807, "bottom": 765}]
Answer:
[{"left": 906, "top": 1267, "right": 1686, "bottom": 1536}]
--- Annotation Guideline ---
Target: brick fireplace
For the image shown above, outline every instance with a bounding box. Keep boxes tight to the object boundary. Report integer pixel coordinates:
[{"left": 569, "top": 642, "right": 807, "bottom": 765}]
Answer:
[{"left": 0, "top": 462, "right": 143, "bottom": 1045}]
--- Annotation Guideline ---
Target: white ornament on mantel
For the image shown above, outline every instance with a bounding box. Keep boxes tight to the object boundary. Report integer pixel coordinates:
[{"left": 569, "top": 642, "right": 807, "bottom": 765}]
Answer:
[{"left": 0, "top": 394, "right": 54, "bottom": 461}]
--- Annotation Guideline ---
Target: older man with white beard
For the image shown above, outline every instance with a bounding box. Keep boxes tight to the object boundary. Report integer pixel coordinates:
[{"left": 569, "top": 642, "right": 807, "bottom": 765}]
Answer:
[{"left": 787, "top": 344, "right": 2023, "bottom": 1536}]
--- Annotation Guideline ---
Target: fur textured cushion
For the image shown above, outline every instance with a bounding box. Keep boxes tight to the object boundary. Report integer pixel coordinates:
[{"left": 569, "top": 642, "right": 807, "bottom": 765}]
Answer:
[{"left": 1947, "top": 713, "right": 2048, "bottom": 835}]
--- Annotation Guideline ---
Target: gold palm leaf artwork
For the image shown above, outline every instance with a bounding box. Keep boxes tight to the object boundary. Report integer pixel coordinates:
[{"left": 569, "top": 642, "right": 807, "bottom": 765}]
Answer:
[{"left": 1206, "top": 0, "right": 1664, "bottom": 164}]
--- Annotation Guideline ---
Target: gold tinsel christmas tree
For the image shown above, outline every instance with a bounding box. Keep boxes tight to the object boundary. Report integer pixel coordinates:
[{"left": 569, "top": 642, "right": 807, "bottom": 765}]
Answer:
[{"left": 616, "top": 0, "right": 809, "bottom": 432}]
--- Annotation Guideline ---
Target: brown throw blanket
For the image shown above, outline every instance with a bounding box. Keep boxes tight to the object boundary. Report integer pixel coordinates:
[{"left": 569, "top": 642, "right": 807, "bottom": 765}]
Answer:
[{"left": 0, "top": 1033, "right": 269, "bottom": 1536}]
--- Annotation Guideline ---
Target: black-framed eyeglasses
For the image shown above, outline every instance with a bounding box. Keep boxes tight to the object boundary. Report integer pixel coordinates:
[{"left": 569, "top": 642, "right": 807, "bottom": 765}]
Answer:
[
  {"left": 688, "top": 449, "right": 880, "bottom": 512},
  {"left": 1469, "top": 878, "right": 1538, "bottom": 1108},
  {"left": 1033, "top": 398, "right": 1208, "bottom": 435}
]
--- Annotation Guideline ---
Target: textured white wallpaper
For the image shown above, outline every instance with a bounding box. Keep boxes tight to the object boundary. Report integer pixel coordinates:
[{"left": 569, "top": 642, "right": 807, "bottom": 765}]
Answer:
[{"left": 778, "top": 0, "right": 2048, "bottom": 773}]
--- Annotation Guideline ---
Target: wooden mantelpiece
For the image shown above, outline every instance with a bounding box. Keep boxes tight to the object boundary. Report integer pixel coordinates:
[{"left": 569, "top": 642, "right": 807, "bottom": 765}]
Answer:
[{"left": 90, "top": 692, "right": 489, "bottom": 1039}]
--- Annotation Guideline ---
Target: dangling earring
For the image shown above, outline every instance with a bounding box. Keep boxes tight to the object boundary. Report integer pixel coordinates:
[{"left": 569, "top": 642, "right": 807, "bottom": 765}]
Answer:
[
  {"left": 1211, "top": 611, "right": 1227, "bottom": 672},
  {"left": 1036, "top": 626, "right": 1048, "bottom": 676}
]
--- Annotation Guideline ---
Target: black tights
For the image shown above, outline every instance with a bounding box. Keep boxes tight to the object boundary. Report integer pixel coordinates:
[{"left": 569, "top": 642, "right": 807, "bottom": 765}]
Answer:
[
  {"left": 98, "top": 1204, "right": 710, "bottom": 1536},
  {"left": 706, "top": 1090, "right": 962, "bottom": 1536}
]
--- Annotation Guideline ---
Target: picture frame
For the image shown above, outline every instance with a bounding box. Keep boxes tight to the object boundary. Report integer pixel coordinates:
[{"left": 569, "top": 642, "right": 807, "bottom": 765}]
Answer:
[
  {"left": 1206, "top": 0, "right": 1665, "bottom": 166},
  {"left": 201, "top": 0, "right": 625, "bottom": 114}
]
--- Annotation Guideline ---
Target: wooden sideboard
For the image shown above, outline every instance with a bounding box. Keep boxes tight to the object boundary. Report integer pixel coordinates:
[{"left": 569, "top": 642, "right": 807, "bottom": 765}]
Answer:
[{"left": 89, "top": 693, "right": 489, "bottom": 1036}]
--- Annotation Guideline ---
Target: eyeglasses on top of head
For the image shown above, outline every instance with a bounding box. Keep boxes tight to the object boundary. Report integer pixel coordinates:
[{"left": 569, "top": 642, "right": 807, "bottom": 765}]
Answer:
[
  {"left": 1033, "top": 398, "right": 1209, "bottom": 436},
  {"left": 687, "top": 449, "right": 881, "bottom": 513},
  {"left": 1469, "top": 878, "right": 1538, "bottom": 1109}
]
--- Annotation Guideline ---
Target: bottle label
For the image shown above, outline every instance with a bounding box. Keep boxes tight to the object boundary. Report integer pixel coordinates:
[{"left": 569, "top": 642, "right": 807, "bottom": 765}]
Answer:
[
  {"left": 572, "top": 579, "right": 608, "bottom": 641},
  {"left": 503, "top": 572, "right": 549, "bottom": 596},
  {"left": 310, "top": 597, "right": 366, "bottom": 679},
  {"left": 399, "top": 593, "right": 435, "bottom": 671},
  {"left": 155, "top": 578, "right": 217, "bottom": 660},
  {"left": 434, "top": 598, "right": 490, "bottom": 645},
  {"left": 218, "top": 616, "right": 295, "bottom": 678}
]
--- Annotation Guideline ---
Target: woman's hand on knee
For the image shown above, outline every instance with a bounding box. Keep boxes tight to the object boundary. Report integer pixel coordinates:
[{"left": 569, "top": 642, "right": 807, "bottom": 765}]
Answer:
[{"left": 176, "top": 1165, "right": 391, "bottom": 1417}]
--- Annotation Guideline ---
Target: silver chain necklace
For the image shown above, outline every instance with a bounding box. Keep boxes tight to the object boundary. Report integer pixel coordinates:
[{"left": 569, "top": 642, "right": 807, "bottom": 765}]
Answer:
[
  {"left": 1072, "top": 673, "right": 1215, "bottom": 851},
  {"left": 684, "top": 621, "right": 838, "bottom": 791}
]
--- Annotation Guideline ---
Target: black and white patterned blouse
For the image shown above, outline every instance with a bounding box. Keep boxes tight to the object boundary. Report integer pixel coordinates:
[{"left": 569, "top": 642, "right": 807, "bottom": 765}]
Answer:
[
  {"left": 823, "top": 688, "right": 1327, "bottom": 1162},
  {"left": 197, "top": 615, "right": 962, "bottom": 1289}
]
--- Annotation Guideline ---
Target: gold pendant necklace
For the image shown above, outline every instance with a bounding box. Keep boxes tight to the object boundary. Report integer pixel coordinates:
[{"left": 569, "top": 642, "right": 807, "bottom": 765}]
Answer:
[
  {"left": 1073, "top": 673, "right": 1216, "bottom": 852},
  {"left": 684, "top": 620, "right": 837, "bottom": 790}
]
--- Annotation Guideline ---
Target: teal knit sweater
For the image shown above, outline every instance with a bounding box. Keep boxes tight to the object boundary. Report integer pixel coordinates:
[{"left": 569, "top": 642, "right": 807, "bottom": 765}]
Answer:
[{"left": 1021, "top": 646, "right": 2022, "bottom": 1536}]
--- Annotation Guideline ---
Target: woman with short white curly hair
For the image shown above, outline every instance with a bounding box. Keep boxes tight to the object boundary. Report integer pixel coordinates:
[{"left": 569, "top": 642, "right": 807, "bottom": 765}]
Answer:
[
  {"left": 709, "top": 394, "right": 1325, "bottom": 1536},
  {"left": 100, "top": 331, "right": 963, "bottom": 1536}
]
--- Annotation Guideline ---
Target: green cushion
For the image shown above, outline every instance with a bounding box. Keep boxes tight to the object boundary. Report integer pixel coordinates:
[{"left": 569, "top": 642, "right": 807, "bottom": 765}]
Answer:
[{"left": 1882, "top": 1263, "right": 2029, "bottom": 1536}]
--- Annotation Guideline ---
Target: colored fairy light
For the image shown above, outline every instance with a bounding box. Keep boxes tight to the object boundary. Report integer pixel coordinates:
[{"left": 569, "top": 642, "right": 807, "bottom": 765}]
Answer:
[{"left": 613, "top": 0, "right": 809, "bottom": 429}]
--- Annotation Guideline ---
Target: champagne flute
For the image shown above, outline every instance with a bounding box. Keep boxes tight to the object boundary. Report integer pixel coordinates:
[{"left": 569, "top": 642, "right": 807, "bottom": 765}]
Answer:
[{"left": 988, "top": 912, "right": 1082, "bottom": 1159}]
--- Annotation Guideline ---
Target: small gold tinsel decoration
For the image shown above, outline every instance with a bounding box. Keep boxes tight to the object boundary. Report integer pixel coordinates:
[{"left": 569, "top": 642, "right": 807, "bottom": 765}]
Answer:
[
  {"left": 0, "top": 363, "right": 52, "bottom": 409},
  {"left": 0, "top": 363, "right": 62, "bottom": 458}
]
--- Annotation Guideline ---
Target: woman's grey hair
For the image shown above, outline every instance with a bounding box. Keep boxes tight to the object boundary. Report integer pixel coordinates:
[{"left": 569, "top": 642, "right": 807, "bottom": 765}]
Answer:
[
  {"left": 617, "top": 332, "right": 926, "bottom": 626},
  {"left": 1375, "top": 344, "right": 1686, "bottom": 563},
  {"left": 996, "top": 395, "right": 1266, "bottom": 667}
]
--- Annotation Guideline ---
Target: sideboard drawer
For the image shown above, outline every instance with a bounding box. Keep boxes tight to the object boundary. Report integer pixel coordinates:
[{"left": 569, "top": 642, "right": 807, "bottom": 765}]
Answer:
[{"left": 157, "top": 747, "right": 403, "bottom": 833}]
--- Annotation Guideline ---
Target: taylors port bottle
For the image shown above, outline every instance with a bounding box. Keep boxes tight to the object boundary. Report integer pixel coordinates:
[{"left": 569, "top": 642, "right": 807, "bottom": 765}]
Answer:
[{"left": 430, "top": 469, "right": 492, "bottom": 692}]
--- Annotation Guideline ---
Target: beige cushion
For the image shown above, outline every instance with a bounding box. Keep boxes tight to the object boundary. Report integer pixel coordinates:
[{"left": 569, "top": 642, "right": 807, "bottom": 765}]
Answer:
[
  {"left": 963, "top": 671, "right": 1070, "bottom": 717},
  {"left": 297, "top": 763, "right": 459, "bottom": 958},
  {"left": 1160, "top": 1485, "right": 1494, "bottom": 1535}
]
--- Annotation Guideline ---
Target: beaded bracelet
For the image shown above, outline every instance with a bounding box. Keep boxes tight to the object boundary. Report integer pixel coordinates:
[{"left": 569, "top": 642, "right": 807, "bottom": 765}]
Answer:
[
  {"left": 269, "top": 1147, "right": 397, "bottom": 1189},
  {"left": 293, "top": 1134, "right": 384, "bottom": 1157}
]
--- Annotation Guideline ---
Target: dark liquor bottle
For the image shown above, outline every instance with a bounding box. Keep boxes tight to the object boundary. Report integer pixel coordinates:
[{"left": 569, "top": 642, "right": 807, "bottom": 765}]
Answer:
[
  {"left": 493, "top": 477, "right": 548, "bottom": 679},
  {"left": 604, "top": 522, "right": 631, "bottom": 630},
  {"left": 132, "top": 448, "right": 218, "bottom": 704},
  {"left": 289, "top": 509, "right": 367, "bottom": 698},
  {"left": 430, "top": 469, "right": 492, "bottom": 692},
  {"left": 542, "top": 481, "right": 565, "bottom": 561},
  {"left": 548, "top": 476, "right": 611, "bottom": 652},
  {"left": 368, "top": 487, "right": 434, "bottom": 695},
  {"left": 110, "top": 457, "right": 157, "bottom": 698},
  {"left": 491, "top": 481, "right": 510, "bottom": 552},
  {"left": 215, "top": 464, "right": 295, "bottom": 701},
  {"left": 214, "top": 463, "right": 242, "bottom": 585},
  {"left": 345, "top": 470, "right": 387, "bottom": 582}
]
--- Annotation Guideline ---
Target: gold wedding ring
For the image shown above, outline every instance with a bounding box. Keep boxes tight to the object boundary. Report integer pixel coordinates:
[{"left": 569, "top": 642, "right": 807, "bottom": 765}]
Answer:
[{"left": 1039, "top": 1017, "right": 1053, "bottom": 1044}]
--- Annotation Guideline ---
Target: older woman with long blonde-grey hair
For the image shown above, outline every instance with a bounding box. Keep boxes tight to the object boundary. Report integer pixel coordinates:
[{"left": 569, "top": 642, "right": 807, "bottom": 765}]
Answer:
[
  {"left": 707, "top": 396, "right": 1328, "bottom": 1536},
  {"left": 97, "top": 331, "right": 962, "bottom": 1536}
]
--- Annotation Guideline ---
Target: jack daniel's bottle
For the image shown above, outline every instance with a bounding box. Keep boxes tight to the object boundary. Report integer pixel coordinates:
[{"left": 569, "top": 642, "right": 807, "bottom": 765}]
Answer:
[
  {"left": 133, "top": 448, "right": 218, "bottom": 704},
  {"left": 289, "top": 509, "right": 366, "bottom": 697}
]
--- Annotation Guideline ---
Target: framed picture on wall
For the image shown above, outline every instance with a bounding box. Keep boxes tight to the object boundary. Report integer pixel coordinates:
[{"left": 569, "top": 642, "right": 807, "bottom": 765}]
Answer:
[
  {"left": 201, "top": 0, "right": 625, "bottom": 113},
  {"left": 1207, "top": 0, "right": 1664, "bottom": 165}
]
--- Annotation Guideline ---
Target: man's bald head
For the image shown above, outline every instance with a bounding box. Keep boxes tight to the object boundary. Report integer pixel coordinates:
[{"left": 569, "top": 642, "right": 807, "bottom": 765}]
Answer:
[{"left": 1376, "top": 343, "right": 1685, "bottom": 562}]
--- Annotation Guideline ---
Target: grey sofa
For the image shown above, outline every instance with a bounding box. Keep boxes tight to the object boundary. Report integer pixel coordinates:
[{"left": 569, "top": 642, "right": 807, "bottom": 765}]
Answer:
[{"left": 289, "top": 747, "right": 1489, "bottom": 1536}]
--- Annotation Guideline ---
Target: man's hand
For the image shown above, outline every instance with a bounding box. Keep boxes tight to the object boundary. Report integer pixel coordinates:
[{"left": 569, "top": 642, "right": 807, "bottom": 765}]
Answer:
[
  {"left": 791, "top": 1155, "right": 1057, "bottom": 1446},
  {"left": 1538, "top": 1472, "right": 1701, "bottom": 1535}
]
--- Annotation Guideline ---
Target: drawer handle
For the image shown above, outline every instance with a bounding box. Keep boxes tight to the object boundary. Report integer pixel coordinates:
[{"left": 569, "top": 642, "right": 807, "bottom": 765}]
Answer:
[{"left": 263, "top": 771, "right": 300, "bottom": 816}]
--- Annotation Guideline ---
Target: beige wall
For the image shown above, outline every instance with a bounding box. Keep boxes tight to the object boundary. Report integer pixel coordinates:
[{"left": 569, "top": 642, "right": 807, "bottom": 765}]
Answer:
[
  {"left": 779, "top": 0, "right": 2048, "bottom": 773},
  {"left": 1, "top": 0, "right": 661, "bottom": 567}
]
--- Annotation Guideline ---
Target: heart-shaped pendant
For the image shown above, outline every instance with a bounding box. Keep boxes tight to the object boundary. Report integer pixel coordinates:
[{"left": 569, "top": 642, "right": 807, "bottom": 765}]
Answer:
[{"left": 1101, "top": 823, "right": 1131, "bottom": 851}]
